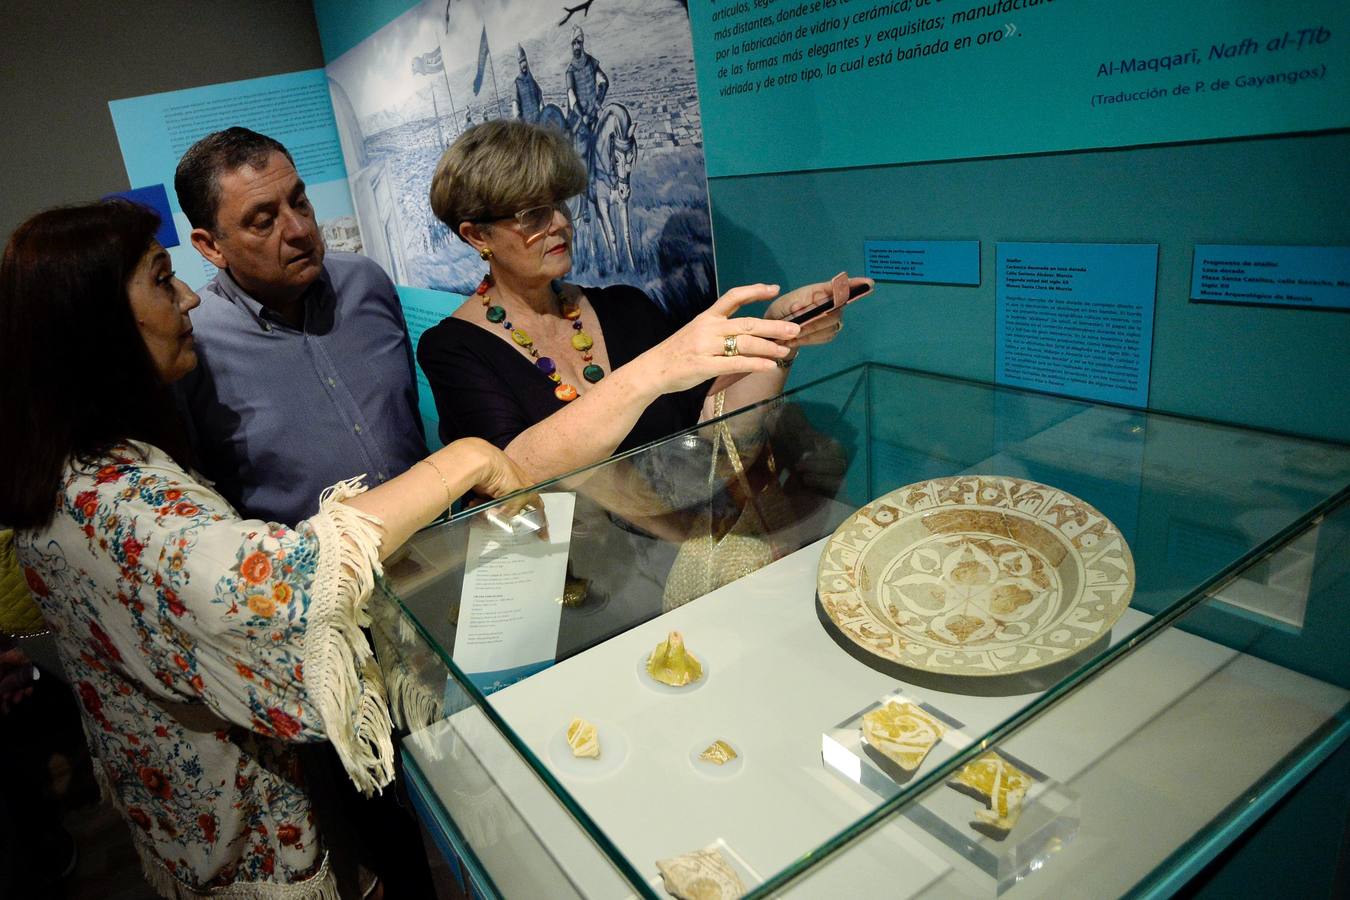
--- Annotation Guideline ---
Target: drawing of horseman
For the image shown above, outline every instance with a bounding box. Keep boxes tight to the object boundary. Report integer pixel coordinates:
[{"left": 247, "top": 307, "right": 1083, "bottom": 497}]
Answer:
[
  {"left": 512, "top": 45, "right": 543, "bottom": 123},
  {"left": 564, "top": 25, "right": 609, "bottom": 222}
]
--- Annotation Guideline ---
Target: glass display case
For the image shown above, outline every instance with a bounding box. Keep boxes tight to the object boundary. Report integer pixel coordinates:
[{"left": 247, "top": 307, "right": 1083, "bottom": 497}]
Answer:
[{"left": 368, "top": 364, "right": 1350, "bottom": 898}]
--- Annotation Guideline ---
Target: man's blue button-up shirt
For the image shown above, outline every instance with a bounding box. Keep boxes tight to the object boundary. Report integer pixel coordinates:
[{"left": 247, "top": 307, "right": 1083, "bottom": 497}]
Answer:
[{"left": 178, "top": 251, "right": 427, "bottom": 524}]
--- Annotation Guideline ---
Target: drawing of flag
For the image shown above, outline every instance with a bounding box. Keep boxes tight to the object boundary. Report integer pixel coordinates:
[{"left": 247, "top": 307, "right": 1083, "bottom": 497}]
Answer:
[
  {"left": 472, "top": 27, "right": 489, "bottom": 95},
  {"left": 411, "top": 47, "right": 444, "bottom": 76}
]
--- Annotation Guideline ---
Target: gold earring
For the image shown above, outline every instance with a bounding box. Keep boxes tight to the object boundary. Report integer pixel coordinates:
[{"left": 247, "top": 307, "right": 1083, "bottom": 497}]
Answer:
[{"left": 479, "top": 247, "right": 494, "bottom": 261}]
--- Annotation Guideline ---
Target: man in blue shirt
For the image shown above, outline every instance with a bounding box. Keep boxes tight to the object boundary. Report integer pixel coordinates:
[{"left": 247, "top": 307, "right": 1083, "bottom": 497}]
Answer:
[
  {"left": 173, "top": 128, "right": 432, "bottom": 898},
  {"left": 174, "top": 127, "right": 425, "bottom": 525}
]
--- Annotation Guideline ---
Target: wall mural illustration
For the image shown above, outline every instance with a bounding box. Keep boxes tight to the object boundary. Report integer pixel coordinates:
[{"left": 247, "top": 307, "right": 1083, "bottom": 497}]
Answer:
[{"left": 327, "top": 0, "right": 714, "bottom": 321}]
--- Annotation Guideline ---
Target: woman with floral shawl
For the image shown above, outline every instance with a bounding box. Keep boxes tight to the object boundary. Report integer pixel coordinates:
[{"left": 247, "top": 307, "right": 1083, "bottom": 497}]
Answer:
[{"left": 0, "top": 200, "right": 534, "bottom": 898}]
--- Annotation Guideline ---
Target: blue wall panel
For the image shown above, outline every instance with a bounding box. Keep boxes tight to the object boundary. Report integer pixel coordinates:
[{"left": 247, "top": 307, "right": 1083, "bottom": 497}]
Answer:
[{"left": 710, "top": 132, "right": 1350, "bottom": 442}]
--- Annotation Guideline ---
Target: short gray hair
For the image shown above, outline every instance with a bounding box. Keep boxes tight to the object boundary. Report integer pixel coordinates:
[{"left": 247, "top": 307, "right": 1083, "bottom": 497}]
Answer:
[{"left": 430, "top": 120, "right": 587, "bottom": 240}]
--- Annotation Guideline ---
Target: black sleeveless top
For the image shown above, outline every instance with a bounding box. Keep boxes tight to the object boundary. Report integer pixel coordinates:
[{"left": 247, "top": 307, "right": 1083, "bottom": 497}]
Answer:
[{"left": 417, "top": 284, "right": 706, "bottom": 451}]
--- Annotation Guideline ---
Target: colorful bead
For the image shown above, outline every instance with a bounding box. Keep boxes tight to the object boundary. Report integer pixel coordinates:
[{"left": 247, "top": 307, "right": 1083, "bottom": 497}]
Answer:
[{"left": 482, "top": 281, "right": 605, "bottom": 396}]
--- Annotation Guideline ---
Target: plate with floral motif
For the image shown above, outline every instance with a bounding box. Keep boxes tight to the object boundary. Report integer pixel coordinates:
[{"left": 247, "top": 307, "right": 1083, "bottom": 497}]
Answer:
[{"left": 817, "top": 476, "right": 1135, "bottom": 677}]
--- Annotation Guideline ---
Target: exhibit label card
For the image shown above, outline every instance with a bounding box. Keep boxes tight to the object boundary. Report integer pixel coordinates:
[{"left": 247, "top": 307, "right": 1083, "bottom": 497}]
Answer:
[
  {"left": 864, "top": 240, "right": 980, "bottom": 286},
  {"left": 109, "top": 69, "right": 358, "bottom": 290},
  {"left": 454, "top": 492, "right": 576, "bottom": 695},
  {"left": 996, "top": 243, "right": 1158, "bottom": 408},
  {"left": 1191, "top": 245, "right": 1350, "bottom": 311}
]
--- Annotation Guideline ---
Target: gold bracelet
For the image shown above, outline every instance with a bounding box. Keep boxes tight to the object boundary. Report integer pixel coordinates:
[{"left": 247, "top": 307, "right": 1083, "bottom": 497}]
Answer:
[{"left": 418, "top": 458, "right": 454, "bottom": 509}]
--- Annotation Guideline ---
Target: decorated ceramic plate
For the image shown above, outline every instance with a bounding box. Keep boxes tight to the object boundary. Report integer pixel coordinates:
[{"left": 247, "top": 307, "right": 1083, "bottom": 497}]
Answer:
[{"left": 817, "top": 476, "right": 1135, "bottom": 677}]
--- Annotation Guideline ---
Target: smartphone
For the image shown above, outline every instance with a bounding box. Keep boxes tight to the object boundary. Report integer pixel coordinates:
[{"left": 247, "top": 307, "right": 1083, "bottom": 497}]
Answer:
[{"left": 786, "top": 281, "right": 873, "bottom": 326}]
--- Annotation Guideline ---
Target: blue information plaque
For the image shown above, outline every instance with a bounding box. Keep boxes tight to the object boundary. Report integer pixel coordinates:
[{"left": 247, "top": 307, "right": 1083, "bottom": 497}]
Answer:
[
  {"left": 996, "top": 243, "right": 1158, "bottom": 408},
  {"left": 1191, "top": 245, "right": 1350, "bottom": 311},
  {"left": 864, "top": 240, "right": 980, "bottom": 286}
]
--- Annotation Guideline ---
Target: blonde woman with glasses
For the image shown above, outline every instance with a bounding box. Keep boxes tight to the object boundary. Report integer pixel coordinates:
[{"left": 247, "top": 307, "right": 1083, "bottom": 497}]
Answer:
[{"left": 419, "top": 120, "right": 870, "bottom": 482}]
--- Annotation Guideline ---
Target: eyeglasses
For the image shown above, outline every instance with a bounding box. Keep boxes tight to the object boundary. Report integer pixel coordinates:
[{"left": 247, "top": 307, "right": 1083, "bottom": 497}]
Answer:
[{"left": 486, "top": 200, "right": 573, "bottom": 242}]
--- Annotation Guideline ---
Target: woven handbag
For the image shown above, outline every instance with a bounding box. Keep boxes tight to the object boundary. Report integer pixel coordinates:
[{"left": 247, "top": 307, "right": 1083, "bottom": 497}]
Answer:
[{"left": 661, "top": 393, "right": 792, "bottom": 611}]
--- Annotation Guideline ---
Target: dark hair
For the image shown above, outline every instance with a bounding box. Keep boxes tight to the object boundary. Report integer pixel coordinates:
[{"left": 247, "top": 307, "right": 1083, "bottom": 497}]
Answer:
[
  {"left": 0, "top": 200, "right": 192, "bottom": 529},
  {"left": 174, "top": 127, "right": 293, "bottom": 232}
]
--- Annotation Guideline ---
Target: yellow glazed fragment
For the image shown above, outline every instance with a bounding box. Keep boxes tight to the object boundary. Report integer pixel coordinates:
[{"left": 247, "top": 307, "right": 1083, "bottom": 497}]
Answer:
[
  {"left": 860, "top": 701, "right": 945, "bottom": 772},
  {"left": 973, "top": 804, "right": 1022, "bottom": 834},
  {"left": 949, "top": 752, "right": 1032, "bottom": 836},
  {"left": 647, "top": 630, "right": 703, "bottom": 686},
  {"left": 698, "top": 740, "right": 738, "bottom": 766},
  {"left": 567, "top": 717, "right": 600, "bottom": 759}
]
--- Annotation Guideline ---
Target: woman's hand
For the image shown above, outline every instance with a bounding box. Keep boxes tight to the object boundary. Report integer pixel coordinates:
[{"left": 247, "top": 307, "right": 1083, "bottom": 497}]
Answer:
[
  {"left": 767, "top": 273, "right": 874, "bottom": 350},
  {"left": 456, "top": 438, "right": 535, "bottom": 501},
  {"left": 346, "top": 439, "right": 547, "bottom": 556},
  {"left": 453, "top": 438, "right": 548, "bottom": 536},
  {"left": 485, "top": 286, "right": 798, "bottom": 486},
  {"left": 633, "top": 284, "right": 801, "bottom": 395}
]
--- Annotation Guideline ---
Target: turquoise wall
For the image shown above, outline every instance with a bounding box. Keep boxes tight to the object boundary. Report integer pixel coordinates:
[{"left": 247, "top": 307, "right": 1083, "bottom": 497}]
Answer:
[
  {"left": 690, "top": 1, "right": 1350, "bottom": 178},
  {"left": 709, "top": 131, "right": 1350, "bottom": 443},
  {"left": 312, "top": 0, "right": 418, "bottom": 62}
]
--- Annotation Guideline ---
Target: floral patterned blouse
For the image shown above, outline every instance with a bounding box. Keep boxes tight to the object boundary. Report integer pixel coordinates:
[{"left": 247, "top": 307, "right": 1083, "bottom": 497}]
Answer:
[{"left": 15, "top": 443, "right": 393, "bottom": 899}]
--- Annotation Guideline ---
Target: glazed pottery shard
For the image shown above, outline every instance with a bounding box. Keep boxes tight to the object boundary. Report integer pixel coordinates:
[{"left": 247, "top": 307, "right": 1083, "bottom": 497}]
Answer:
[
  {"left": 860, "top": 702, "right": 945, "bottom": 772},
  {"left": 647, "top": 630, "right": 703, "bottom": 686},
  {"left": 948, "top": 752, "right": 1033, "bottom": 838},
  {"left": 698, "top": 740, "right": 738, "bottom": 766},
  {"left": 566, "top": 717, "right": 600, "bottom": 759},
  {"left": 656, "top": 848, "right": 745, "bottom": 900}
]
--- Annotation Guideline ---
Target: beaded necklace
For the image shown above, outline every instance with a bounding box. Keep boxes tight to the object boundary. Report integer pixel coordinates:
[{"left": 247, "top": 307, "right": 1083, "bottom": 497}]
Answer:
[{"left": 477, "top": 275, "right": 605, "bottom": 402}]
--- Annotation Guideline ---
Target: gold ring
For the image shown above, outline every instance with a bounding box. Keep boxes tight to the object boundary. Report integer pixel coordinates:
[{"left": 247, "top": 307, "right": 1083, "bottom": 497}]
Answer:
[
  {"left": 723, "top": 334, "right": 739, "bottom": 357},
  {"left": 835, "top": 320, "right": 843, "bottom": 333}
]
